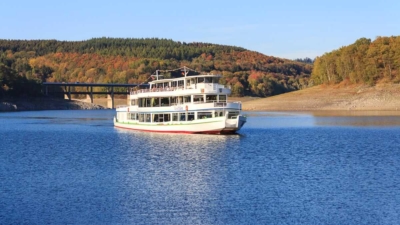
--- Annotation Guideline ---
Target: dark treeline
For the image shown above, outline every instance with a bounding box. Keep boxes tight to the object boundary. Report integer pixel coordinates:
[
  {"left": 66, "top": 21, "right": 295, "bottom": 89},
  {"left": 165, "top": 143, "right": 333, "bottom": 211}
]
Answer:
[
  {"left": 294, "top": 57, "right": 314, "bottom": 64},
  {"left": 0, "top": 38, "right": 312, "bottom": 97},
  {"left": 0, "top": 38, "right": 246, "bottom": 60},
  {"left": 311, "top": 36, "right": 400, "bottom": 85}
]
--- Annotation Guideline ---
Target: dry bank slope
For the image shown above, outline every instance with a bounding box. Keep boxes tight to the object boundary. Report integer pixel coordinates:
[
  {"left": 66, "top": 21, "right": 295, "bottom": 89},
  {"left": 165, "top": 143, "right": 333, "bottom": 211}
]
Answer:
[{"left": 242, "top": 84, "right": 400, "bottom": 111}]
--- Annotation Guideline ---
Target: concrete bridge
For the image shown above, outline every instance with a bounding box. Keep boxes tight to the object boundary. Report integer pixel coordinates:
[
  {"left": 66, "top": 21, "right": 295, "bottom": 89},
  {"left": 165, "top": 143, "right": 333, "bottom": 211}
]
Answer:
[{"left": 42, "top": 82, "right": 149, "bottom": 108}]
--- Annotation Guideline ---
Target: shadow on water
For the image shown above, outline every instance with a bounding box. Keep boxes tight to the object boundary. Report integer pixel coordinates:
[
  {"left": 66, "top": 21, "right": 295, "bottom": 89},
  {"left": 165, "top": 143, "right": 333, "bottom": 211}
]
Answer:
[
  {"left": 243, "top": 110, "right": 400, "bottom": 128},
  {"left": 311, "top": 110, "right": 400, "bottom": 127}
]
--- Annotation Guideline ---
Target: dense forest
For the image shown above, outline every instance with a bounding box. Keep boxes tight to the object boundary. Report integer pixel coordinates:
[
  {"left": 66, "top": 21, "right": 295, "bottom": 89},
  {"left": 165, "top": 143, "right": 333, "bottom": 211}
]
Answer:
[
  {"left": 0, "top": 38, "right": 312, "bottom": 98},
  {"left": 311, "top": 36, "right": 400, "bottom": 85}
]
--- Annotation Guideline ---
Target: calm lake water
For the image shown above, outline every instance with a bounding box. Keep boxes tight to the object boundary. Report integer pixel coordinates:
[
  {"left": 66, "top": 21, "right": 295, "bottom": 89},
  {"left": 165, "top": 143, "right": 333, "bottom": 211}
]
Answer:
[{"left": 1, "top": 110, "right": 400, "bottom": 224}]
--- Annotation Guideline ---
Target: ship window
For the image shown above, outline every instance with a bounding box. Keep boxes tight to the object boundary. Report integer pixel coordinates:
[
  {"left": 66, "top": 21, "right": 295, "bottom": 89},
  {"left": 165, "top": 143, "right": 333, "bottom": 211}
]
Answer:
[
  {"left": 151, "top": 98, "right": 159, "bottom": 107},
  {"left": 139, "top": 113, "right": 144, "bottom": 122},
  {"left": 193, "top": 95, "right": 204, "bottom": 103},
  {"left": 153, "top": 113, "right": 171, "bottom": 122},
  {"left": 206, "top": 95, "right": 217, "bottom": 103},
  {"left": 212, "top": 77, "right": 220, "bottom": 83},
  {"left": 227, "top": 111, "right": 239, "bottom": 119},
  {"left": 187, "top": 79, "right": 190, "bottom": 86},
  {"left": 163, "top": 114, "right": 170, "bottom": 122},
  {"left": 139, "top": 98, "right": 145, "bottom": 107},
  {"left": 146, "top": 98, "right": 151, "bottom": 107},
  {"left": 171, "top": 97, "right": 179, "bottom": 105},
  {"left": 179, "top": 113, "right": 186, "bottom": 121},
  {"left": 145, "top": 114, "right": 151, "bottom": 122},
  {"left": 215, "top": 111, "right": 224, "bottom": 117},
  {"left": 172, "top": 113, "right": 179, "bottom": 121},
  {"left": 219, "top": 95, "right": 227, "bottom": 102},
  {"left": 188, "top": 112, "right": 195, "bottom": 121},
  {"left": 183, "top": 95, "right": 191, "bottom": 103},
  {"left": 178, "top": 80, "right": 184, "bottom": 87},
  {"left": 130, "top": 113, "right": 137, "bottom": 120},
  {"left": 198, "top": 77, "right": 204, "bottom": 83},
  {"left": 171, "top": 81, "right": 177, "bottom": 87},
  {"left": 198, "top": 112, "right": 212, "bottom": 119},
  {"left": 161, "top": 97, "right": 170, "bottom": 106},
  {"left": 131, "top": 99, "right": 136, "bottom": 106},
  {"left": 204, "top": 77, "right": 212, "bottom": 83}
]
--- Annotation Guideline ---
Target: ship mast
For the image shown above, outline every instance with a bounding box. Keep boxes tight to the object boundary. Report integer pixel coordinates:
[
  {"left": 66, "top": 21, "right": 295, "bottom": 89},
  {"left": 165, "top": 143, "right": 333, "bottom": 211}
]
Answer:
[{"left": 182, "top": 66, "right": 190, "bottom": 77}]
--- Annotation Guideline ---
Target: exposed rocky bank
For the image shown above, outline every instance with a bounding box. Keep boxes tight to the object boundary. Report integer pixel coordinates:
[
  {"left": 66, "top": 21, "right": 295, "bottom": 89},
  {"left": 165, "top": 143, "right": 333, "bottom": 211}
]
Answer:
[
  {"left": 0, "top": 98, "right": 105, "bottom": 112},
  {"left": 241, "top": 83, "right": 400, "bottom": 111}
]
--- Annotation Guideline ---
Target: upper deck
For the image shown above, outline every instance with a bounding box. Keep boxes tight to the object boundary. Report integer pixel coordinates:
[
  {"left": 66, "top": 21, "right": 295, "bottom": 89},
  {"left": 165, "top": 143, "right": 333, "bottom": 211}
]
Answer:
[{"left": 130, "top": 74, "right": 231, "bottom": 98}]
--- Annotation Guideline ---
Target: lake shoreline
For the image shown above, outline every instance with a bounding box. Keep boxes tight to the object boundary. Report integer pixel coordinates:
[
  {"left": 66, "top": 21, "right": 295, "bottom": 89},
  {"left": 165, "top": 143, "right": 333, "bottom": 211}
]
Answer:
[
  {"left": 2, "top": 83, "right": 400, "bottom": 112},
  {"left": 0, "top": 97, "right": 105, "bottom": 112}
]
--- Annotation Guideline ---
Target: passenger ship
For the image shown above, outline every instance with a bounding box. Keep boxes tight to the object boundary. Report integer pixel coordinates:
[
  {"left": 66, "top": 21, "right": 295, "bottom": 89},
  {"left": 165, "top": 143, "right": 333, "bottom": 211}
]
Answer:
[{"left": 114, "top": 67, "right": 246, "bottom": 134}]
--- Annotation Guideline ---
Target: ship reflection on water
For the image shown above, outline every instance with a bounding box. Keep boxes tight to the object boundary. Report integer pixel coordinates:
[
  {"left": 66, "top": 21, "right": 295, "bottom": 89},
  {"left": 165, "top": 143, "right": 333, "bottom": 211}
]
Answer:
[{"left": 114, "top": 130, "right": 241, "bottom": 223}]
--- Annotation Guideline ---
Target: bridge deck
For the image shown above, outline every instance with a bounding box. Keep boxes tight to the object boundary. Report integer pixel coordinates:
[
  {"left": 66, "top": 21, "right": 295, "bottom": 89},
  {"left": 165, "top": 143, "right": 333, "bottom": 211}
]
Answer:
[
  {"left": 42, "top": 82, "right": 149, "bottom": 108},
  {"left": 42, "top": 82, "right": 149, "bottom": 87}
]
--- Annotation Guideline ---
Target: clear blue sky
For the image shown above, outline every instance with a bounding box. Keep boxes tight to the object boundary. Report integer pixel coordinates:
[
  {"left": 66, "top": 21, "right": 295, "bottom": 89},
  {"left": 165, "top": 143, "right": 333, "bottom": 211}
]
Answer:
[{"left": 1, "top": 0, "right": 399, "bottom": 59}]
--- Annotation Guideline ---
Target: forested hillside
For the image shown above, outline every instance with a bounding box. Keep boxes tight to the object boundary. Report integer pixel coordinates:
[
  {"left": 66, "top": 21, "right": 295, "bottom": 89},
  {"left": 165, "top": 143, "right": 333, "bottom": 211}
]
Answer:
[
  {"left": 0, "top": 38, "right": 312, "bottom": 97},
  {"left": 311, "top": 36, "right": 400, "bottom": 85}
]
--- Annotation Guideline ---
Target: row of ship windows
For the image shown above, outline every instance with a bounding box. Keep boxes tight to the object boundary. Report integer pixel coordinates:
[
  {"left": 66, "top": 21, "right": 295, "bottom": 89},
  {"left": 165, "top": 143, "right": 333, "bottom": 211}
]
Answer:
[
  {"left": 131, "top": 95, "right": 227, "bottom": 107},
  {"left": 120, "top": 111, "right": 239, "bottom": 122},
  {"left": 152, "top": 77, "right": 220, "bottom": 88}
]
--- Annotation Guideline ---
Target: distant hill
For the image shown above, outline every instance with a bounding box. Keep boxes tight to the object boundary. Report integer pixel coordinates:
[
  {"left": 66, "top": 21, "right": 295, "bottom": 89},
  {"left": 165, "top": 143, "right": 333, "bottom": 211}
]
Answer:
[{"left": 0, "top": 38, "right": 312, "bottom": 98}]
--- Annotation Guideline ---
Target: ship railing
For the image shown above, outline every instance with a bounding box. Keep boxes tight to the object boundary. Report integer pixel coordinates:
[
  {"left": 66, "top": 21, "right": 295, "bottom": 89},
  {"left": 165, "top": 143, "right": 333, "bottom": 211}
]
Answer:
[
  {"left": 214, "top": 102, "right": 227, "bottom": 107},
  {"left": 116, "top": 105, "right": 129, "bottom": 108},
  {"left": 228, "top": 101, "right": 242, "bottom": 103},
  {"left": 130, "top": 86, "right": 186, "bottom": 95}
]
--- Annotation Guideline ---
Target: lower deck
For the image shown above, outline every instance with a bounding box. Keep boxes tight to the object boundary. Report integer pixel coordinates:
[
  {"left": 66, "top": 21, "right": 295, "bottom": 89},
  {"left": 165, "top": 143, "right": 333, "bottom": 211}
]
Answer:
[
  {"left": 114, "top": 109, "right": 246, "bottom": 134},
  {"left": 116, "top": 109, "right": 240, "bottom": 124}
]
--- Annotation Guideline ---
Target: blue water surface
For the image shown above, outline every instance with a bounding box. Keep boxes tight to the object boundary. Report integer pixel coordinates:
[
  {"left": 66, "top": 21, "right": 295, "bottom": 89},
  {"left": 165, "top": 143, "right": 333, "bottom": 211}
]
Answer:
[{"left": 1, "top": 110, "right": 400, "bottom": 224}]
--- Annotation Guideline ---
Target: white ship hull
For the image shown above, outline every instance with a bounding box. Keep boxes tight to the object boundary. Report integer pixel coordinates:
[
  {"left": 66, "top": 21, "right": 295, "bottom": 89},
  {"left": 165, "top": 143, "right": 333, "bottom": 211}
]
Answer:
[{"left": 114, "top": 115, "right": 246, "bottom": 134}]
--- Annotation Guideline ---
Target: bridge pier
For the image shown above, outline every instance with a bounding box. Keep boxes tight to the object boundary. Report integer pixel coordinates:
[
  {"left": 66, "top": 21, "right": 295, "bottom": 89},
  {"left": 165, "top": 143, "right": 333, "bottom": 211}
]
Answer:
[
  {"left": 64, "top": 93, "right": 71, "bottom": 100},
  {"left": 86, "top": 93, "right": 93, "bottom": 103},
  {"left": 107, "top": 87, "right": 114, "bottom": 109},
  {"left": 64, "top": 86, "right": 71, "bottom": 100},
  {"left": 86, "top": 86, "right": 93, "bottom": 103}
]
